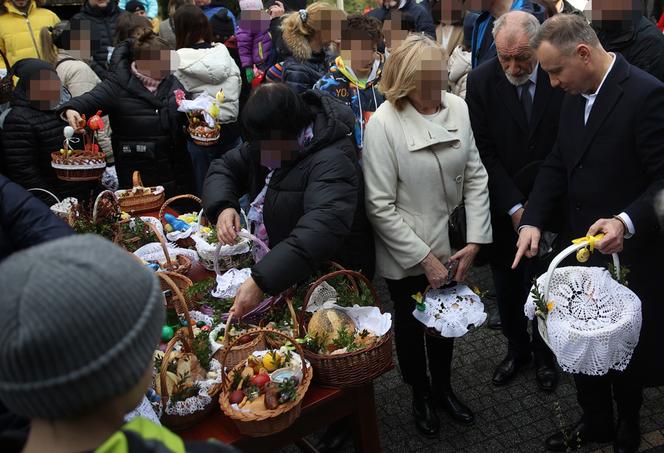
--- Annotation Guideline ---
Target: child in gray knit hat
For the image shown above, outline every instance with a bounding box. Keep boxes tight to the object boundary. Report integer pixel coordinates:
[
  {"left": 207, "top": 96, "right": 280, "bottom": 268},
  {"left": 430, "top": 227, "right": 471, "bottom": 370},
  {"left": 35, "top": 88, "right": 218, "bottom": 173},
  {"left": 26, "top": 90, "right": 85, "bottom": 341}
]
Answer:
[{"left": 0, "top": 235, "right": 235, "bottom": 453}]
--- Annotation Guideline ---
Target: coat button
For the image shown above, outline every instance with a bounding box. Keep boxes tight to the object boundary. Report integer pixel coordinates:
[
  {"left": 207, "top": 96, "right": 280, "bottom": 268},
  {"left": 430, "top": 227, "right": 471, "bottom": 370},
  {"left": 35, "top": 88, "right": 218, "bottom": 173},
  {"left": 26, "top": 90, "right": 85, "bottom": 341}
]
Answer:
[
  {"left": 575, "top": 202, "right": 582, "bottom": 211},
  {"left": 578, "top": 164, "right": 583, "bottom": 169},
  {"left": 452, "top": 141, "right": 461, "bottom": 149}
]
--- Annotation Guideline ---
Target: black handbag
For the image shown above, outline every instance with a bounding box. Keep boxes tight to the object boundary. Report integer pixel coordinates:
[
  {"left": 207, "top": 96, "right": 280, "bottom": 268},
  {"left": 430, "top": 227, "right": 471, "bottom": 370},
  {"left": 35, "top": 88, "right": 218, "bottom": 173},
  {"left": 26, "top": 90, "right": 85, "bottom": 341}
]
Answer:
[
  {"left": 0, "top": 48, "right": 13, "bottom": 105},
  {"left": 430, "top": 149, "right": 467, "bottom": 250}
]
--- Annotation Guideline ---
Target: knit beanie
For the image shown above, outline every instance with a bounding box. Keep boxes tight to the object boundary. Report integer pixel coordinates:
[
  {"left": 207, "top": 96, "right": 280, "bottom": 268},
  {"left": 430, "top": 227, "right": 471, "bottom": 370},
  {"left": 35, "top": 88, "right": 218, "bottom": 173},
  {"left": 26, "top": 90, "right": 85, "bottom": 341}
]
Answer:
[
  {"left": 125, "top": 0, "right": 147, "bottom": 13},
  {"left": 240, "top": 0, "right": 263, "bottom": 10},
  {"left": 0, "top": 235, "right": 164, "bottom": 419}
]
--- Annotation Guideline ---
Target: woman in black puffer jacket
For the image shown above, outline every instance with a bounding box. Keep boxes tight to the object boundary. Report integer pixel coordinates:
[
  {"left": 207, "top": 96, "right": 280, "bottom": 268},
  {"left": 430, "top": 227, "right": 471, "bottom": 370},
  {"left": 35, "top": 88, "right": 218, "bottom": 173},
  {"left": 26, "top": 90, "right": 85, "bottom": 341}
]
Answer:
[
  {"left": 203, "top": 84, "right": 374, "bottom": 317},
  {"left": 60, "top": 30, "right": 194, "bottom": 196},
  {"left": 266, "top": 2, "right": 344, "bottom": 93},
  {"left": 1, "top": 59, "right": 99, "bottom": 202}
]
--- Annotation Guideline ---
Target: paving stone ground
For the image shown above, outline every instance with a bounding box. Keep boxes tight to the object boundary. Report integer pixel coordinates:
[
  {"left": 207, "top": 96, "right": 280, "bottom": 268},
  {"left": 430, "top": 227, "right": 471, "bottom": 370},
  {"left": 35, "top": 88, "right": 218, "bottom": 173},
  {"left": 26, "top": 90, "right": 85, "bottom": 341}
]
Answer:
[{"left": 278, "top": 265, "right": 664, "bottom": 453}]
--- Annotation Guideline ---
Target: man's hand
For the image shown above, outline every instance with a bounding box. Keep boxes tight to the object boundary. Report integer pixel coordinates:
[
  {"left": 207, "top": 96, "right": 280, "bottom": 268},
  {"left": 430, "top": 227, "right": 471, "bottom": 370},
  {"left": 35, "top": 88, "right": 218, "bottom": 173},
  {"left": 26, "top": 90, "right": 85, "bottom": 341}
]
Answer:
[
  {"left": 268, "top": 0, "right": 285, "bottom": 18},
  {"left": 421, "top": 252, "right": 449, "bottom": 289},
  {"left": 512, "top": 226, "right": 541, "bottom": 269},
  {"left": 216, "top": 208, "right": 241, "bottom": 245},
  {"left": 230, "top": 277, "right": 264, "bottom": 319},
  {"left": 511, "top": 207, "right": 524, "bottom": 232},
  {"left": 449, "top": 243, "right": 481, "bottom": 282},
  {"left": 587, "top": 218, "right": 625, "bottom": 254}
]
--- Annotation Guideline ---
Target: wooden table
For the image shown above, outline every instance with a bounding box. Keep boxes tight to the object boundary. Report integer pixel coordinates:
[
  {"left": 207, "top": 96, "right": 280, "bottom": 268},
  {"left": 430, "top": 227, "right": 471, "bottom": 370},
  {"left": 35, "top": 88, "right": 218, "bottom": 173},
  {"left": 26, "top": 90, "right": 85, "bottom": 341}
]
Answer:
[{"left": 177, "top": 262, "right": 383, "bottom": 452}]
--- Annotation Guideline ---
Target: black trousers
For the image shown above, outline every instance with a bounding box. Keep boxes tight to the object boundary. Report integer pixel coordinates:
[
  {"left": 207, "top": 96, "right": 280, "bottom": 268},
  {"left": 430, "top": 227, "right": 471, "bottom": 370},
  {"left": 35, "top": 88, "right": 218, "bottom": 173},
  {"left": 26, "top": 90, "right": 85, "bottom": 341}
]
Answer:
[
  {"left": 386, "top": 274, "right": 455, "bottom": 394},
  {"left": 574, "top": 371, "right": 643, "bottom": 435},
  {"left": 490, "top": 258, "right": 550, "bottom": 360}
]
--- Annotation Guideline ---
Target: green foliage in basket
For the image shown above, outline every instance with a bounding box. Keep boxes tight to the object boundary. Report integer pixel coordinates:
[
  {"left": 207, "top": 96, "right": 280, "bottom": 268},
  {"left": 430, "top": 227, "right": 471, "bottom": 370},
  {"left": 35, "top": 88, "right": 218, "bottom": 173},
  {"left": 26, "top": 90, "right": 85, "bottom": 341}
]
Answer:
[
  {"left": 185, "top": 278, "right": 217, "bottom": 306},
  {"left": 70, "top": 199, "right": 118, "bottom": 240},
  {"left": 192, "top": 329, "right": 212, "bottom": 371},
  {"left": 296, "top": 332, "right": 326, "bottom": 354},
  {"left": 331, "top": 325, "right": 361, "bottom": 353},
  {"left": 118, "top": 218, "right": 158, "bottom": 252},
  {"left": 170, "top": 371, "right": 201, "bottom": 403},
  {"left": 608, "top": 262, "right": 630, "bottom": 286}
]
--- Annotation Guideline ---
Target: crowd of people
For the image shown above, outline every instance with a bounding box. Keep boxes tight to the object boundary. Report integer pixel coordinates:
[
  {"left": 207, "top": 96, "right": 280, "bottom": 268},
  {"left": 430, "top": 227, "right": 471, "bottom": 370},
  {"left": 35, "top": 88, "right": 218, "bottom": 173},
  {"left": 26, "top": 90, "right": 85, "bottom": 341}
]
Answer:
[{"left": 1, "top": 0, "right": 664, "bottom": 451}]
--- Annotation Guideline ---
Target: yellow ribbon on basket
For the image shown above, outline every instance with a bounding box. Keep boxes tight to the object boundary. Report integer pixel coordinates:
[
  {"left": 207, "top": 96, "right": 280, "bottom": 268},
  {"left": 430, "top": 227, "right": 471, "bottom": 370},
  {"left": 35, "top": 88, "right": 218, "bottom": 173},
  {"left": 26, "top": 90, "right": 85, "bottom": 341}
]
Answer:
[{"left": 571, "top": 233, "right": 605, "bottom": 263}]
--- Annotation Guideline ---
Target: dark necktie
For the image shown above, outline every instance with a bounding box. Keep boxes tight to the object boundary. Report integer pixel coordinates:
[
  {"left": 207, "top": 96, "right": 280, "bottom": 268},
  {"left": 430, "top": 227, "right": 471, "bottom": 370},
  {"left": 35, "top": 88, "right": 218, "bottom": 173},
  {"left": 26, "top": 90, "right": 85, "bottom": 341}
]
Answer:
[{"left": 520, "top": 80, "right": 533, "bottom": 124}]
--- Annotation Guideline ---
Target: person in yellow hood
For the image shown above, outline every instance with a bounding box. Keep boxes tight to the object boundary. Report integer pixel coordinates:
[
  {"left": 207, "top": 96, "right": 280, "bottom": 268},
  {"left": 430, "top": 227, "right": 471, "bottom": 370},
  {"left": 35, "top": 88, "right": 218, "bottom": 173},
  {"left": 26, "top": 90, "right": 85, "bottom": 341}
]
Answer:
[{"left": 0, "top": 0, "right": 59, "bottom": 69}]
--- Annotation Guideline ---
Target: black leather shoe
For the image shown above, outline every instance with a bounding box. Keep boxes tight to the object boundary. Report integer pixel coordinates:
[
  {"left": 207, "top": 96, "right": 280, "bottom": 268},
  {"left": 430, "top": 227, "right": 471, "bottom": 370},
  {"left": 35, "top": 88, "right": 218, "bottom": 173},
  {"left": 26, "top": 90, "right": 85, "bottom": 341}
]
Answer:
[
  {"left": 613, "top": 417, "right": 640, "bottom": 453},
  {"left": 438, "top": 391, "right": 474, "bottom": 425},
  {"left": 545, "top": 420, "right": 614, "bottom": 451},
  {"left": 534, "top": 356, "right": 558, "bottom": 392},
  {"left": 487, "top": 303, "right": 502, "bottom": 330},
  {"left": 492, "top": 354, "right": 531, "bottom": 386},
  {"left": 412, "top": 393, "right": 440, "bottom": 438}
]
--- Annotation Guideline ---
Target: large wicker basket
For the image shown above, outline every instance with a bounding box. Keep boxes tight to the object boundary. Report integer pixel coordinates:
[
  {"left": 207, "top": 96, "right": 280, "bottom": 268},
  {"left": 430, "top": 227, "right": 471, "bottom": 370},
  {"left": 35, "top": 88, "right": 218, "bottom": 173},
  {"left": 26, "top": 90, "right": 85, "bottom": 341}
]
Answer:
[
  {"left": 299, "top": 269, "right": 393, "bottom": 388},
  {"left": 116, "top": 171, "right": 165, "bottom": 215},
  {"left": 219, "top": 328, "right": 312, "bottom": 437},
  {"left": 158, "top": 331, "right": 221, "bottom": 431},
  {"left": 211, "top": 312, "right": 265, "bottom": 370}
]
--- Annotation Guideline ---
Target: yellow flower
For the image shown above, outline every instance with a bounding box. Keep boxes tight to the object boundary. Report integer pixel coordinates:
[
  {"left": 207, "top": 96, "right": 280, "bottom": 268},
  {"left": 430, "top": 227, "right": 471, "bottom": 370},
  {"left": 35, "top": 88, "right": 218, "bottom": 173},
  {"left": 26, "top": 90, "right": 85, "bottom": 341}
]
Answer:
[
  {"left": 472, "top": 286, "right": 482, "bottom": 296},
  {"left": 547, "top": 301, "right": 555, "bottom": 312},
  {"left": 411, "top": 292, "right": 423, "bottom": 304}
]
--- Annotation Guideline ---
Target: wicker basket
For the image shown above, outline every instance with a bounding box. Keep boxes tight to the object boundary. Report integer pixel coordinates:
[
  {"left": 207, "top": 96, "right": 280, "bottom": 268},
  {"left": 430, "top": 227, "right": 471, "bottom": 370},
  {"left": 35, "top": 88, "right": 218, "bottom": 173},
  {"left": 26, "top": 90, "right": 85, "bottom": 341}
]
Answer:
[
  {"left": 188, "top": 123, "right": 220, "bottom": 146},
  {"left": 158, "top": 330, "right": 221, "bottom": 431},
  {"left": 50, "top": 148, "right": 106, "bottom": 182},
  {"left": 159, "top": 194, "right": 208, "bottom": 249},
  {"left": 263, "top": 298, "right": 301, "bottom": 350},
  {"left": 211, "top": 312, "right": 265, "bottom": 370},
  {"left": 159, "top": 271, "right": 195, "bottom": 311},
  {"left": 145, "top": 222, "right": 192, "bottom": 275},
  {"left": 68, "top": 190, "right": 124, "bottom": 243},
  {"left": 116, "top": 171, "right": 166, "bottom": 215},
  {"left": 299, "top": 269, "right": 393, "bottom": 388},
  {"left": 219, "top": 328, "right": 312, "bottom": 437},
  {"left": 202, "top": 230, "right": 268, "bottom": 274}
]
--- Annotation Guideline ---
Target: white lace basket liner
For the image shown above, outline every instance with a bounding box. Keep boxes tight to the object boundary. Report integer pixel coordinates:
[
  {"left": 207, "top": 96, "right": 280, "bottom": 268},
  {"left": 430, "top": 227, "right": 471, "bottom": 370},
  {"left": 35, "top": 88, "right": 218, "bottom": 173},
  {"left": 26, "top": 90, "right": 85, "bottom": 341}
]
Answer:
[
  {"left": 525, "top": 240, "right": 642, "bottom": 376},
  {"left": 133, "top": 242, "right": 199, "bottom": 264},
  {"left": 413, "top": 285, "right": 487, "bottom": 338}
]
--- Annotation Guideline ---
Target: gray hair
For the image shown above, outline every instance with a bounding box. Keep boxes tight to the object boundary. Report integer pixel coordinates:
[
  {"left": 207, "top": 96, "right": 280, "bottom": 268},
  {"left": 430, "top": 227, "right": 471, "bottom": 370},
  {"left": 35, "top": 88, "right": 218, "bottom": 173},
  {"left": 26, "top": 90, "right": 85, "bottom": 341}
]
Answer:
[
  {"left": 531, "top": 13, "right": 600, "bottom": 55},
  {"left": 492, "top": 10, "right": 540, "bottom": 43}
]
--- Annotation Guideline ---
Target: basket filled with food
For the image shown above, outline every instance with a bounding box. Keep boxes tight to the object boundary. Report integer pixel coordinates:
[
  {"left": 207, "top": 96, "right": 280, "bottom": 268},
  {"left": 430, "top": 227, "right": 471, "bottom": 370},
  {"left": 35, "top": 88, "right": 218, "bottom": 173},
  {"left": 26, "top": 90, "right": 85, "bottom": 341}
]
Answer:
[
  {"left": 115, "top": 171, "right": 165, "bottom": 215},
  {"left": 210, "top": 313, "right": 266, "bottom": 370},
  {"left": 51, "top": 118, "right": 107, "bottom": 182},
  {"left": 175, "top": 90, "right": 225, "bottom": 146},
  {"left": 297, "top": 269, "right": 393, "bottom": 388},
  {"left": 219, "top": 328, "right": 312, "bottom": 437}
]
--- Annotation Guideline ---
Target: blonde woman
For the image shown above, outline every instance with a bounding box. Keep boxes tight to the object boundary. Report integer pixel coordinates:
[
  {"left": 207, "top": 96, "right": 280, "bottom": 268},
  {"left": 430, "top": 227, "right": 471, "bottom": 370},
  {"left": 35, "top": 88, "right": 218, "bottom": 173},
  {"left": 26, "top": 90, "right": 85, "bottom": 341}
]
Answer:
[
  {"left": 265, "top": 1, "right": 346, "bottom": 92},
  {"left": 363, "top": 34, "right": 491, "bottom": 437}
]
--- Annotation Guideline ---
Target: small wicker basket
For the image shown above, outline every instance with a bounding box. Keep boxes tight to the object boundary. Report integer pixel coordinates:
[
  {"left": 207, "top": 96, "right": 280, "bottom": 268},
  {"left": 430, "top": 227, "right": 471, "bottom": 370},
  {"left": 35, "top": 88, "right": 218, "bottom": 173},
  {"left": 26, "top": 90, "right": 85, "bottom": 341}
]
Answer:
[
  {"left": 159, "top": 271, "right": 195, "bottom": 311},
  {"left": 116, "top": 171, "right": 165, "bottom": 215},
  {"left": 50, "top": 149, "right": 106, "bottom": 182},
  {"left": 211, "top": 312, "right": 265, "bottom": 370},
  {"left": 159, "top": 194, "right": 208, "bottom": 249},
  {"left": 146, "top": 222, "right": 192, "bottom": 275},
  {"left": 219, "top": 328, "right": 312, "bottom": 437},
  {"left": 299, "top": 269, "right": 393, "bottom": 388}
]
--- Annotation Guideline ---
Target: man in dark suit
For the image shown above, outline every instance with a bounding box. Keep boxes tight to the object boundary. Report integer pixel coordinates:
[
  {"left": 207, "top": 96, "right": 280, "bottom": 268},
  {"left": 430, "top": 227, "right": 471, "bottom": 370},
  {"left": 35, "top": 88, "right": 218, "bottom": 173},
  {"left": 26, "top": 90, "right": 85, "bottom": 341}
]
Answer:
[
  {"left": 466, "top": 10, "right": 562, "bottom": 391},
  {"left": 513, "top": 14, "right": 664, "bottom": 453}
]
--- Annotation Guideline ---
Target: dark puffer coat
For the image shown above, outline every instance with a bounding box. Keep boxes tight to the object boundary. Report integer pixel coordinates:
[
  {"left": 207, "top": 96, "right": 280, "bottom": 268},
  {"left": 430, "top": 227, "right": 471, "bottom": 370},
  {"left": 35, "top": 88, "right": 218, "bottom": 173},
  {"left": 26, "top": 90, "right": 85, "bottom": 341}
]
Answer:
[
  {"left": 1, "top": 61, "right": 97, "bottom": 202},
  {"left": 0, "top": 174, "right": 73, "bottom": 263},
  {"left": 280, "top": 51, "right": 333, "bottom": 94},
  {"left": 203, "top": 90, "right": 375, "bottom": 294},
  {"left": 72, "top": 0, "right": 121, "bottom": 80},
  {"left": 595, "top": 15, "right": 664, "bottom": 82},
  {"left": 60, "top": 41, "right": 194, "bottom": 196}
]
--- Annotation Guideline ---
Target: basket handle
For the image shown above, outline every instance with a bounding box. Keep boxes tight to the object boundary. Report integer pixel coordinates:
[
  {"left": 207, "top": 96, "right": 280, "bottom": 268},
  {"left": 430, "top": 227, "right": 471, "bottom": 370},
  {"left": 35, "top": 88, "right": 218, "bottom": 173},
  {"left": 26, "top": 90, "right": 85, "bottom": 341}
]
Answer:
[
  {"left": 158, "top": 194, "right": 203, "bottom": 224},
  {"left": 299, "top": 269, "right": 379, "bottom": 329},
  {"left": 27, "top": 187, "right": 61, "bottom": 205},
  {"left": 158, "top": 329, "right": 194, "bottom": 403},
  {"left": 148, "top": 221, "right": 174, "bottom": 269},
  {"left": 92, "top": 190, "right": 121, "bottom": 224},
  {"left": 132, "top": 171, "right": 143, "bottom": 188},
  {"left": 220, "top": 327, "right": 308, "bottom": 393},
  {"left": 158, "top": 272, "right": 194, "bottom": 340},
  {"left": 212, "top": 231, "right": 270, "bottom": 277},
  {"left": 542, "top": 236, "right": 620, "bottom": 302}
]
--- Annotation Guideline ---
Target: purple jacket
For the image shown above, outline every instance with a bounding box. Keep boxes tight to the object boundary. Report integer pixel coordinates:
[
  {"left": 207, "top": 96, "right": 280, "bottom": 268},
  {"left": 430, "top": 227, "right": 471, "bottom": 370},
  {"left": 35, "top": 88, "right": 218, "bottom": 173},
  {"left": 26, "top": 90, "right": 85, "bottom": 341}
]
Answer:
[{"left": 236, "top": 21, "right": 272, "bottom": 68}]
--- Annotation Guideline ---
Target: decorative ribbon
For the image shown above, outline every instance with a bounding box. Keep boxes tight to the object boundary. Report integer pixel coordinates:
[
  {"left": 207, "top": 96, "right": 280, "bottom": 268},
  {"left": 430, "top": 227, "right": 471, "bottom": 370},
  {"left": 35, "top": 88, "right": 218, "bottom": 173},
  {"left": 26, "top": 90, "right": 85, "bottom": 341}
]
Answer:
[{"left": 571, "top": 233, "right": 605, "bottom": 253}]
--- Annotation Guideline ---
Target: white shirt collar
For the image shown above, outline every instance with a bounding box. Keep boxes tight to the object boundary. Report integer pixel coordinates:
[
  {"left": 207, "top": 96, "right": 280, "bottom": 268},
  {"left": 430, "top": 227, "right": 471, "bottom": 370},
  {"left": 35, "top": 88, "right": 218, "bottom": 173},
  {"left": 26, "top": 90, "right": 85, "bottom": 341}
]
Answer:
[{"left": 581, "top": 53, "right": 616, "bottom": 102}]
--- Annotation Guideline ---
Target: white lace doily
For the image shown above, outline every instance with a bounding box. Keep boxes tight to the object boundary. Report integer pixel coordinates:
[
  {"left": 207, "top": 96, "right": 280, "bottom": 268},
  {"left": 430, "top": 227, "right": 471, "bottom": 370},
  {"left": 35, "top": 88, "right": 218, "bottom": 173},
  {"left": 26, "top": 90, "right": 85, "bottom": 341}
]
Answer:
[
  {"left": 134, "top": 242, "right": 199, "bottom": 264},
  {"left": 193, "top": 230, "right": 251, "bottom": 270},
  {"left": 212, "top": 268, "right": 252, "bottom": 298},
  {"left": 125, "top": 395, "right": 161, "bottom": 424},
  {"left": 413, "top": 285, "right": 487, "bottom": 338},
  {"left": 163, "top": 358, "right": 222, "bottom": 416},
  {"left": 189, "top": 310, "right": 214, "bottom": 326},
  {"left": 305, "top": 281, "right": 337, "bottom": 313},
  {"left": 525, "top": 266, "right": 642, "bottom": 375}
]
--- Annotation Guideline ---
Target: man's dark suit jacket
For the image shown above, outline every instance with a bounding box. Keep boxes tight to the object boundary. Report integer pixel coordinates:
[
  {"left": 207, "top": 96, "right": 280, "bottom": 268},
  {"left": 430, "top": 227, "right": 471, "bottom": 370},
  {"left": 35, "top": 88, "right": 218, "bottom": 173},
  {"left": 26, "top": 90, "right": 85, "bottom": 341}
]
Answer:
[
  {"left": 466, "top": 57, "right": 564, "bottom": 261},
  {"left": 521, "top": 54, "right": 664, "bottom": 386}
]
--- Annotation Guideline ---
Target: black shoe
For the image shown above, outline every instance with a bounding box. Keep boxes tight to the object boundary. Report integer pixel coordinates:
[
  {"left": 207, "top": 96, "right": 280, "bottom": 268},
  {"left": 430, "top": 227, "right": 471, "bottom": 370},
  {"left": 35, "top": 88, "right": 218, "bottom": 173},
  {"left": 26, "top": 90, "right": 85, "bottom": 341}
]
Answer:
[
  {"left": 544, "top": 420, "right": 614, "bottom": 451},
  {"left": 492, "top": 354, "right": 531, "bottom": 386},
  {"left": 412, "top": 393, "right": 440, "bottom": 438},
  {"left": 534, "top": 355, "right": 558, "bottom": 392},
  {"left": 486, "top": 301, "right": 502, "bottom": 330},
  {"left": 613, "top": 417, "right": 640, "bottom": 453},
  {"left": 316, "top": 419, "right": 351, "bottom": 452},
  {"left": 438, "top": 390, "right": 474, "bottom": 425}
]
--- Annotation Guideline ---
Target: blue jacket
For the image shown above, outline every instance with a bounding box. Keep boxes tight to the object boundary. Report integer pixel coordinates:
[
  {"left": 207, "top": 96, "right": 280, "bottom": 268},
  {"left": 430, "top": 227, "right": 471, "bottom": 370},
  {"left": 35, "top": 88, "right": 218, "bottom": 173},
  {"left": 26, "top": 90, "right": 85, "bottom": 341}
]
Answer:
[
  {"left": 470, "top": 0, "right": 546, "bottom": 68},
  {"left": 0, "top": 174, "right": 73, "bottom": 262},
  {"left": 367, "top": 0, "right": 436, "bottom": 40}
]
